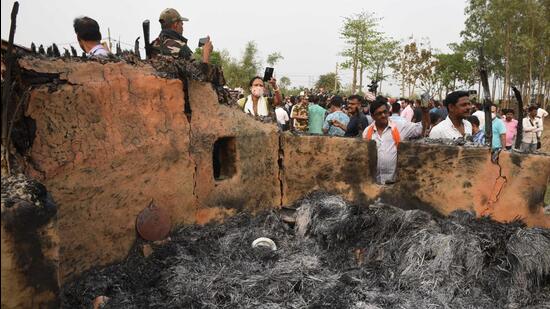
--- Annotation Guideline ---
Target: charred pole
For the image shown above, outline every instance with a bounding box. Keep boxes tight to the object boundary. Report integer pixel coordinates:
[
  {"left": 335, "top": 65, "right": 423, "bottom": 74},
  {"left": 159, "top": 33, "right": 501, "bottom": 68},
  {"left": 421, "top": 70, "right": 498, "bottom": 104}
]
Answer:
[
  {"left": 479, "top": 48, "right": 493, "bottom": 149},
  {"left": 142, "top": 20, "right": 151, "bottom": 59},
  {"left": 134, "top": 37, "right": 141, "bottom": 58},
  {"left": 1, "top": 1, "right": 20, "bottom": 174},
  {"left": 512, "top": 86, "right": 523, "bottom": 150}
]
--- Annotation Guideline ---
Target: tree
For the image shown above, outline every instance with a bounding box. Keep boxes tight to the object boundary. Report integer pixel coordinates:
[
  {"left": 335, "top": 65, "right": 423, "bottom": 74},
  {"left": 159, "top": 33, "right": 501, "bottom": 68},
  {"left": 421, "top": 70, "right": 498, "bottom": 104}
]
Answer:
[
  {"left": 193, "top": 48, "right": 224, "bottom": 67},
  {"left": 316, "top": 73, "right": 341, "bottom": 91},
  {"left": 279, "top": 76, "right": 291, "bottom": 91},
  {"left": 219, "top": 41, "right": 262, "bottom": 89},
  {"left": 266, "top": 52, "right": 284, "bottom": 67},
  {"left": 461, "top": 0, "right": 550, "bottom": 106},
  {"left": 368, "top": 38, "right": 399, "bottom": 93},
  {"left": 340, "top": 12, "right": 381, "bottom": 94}
]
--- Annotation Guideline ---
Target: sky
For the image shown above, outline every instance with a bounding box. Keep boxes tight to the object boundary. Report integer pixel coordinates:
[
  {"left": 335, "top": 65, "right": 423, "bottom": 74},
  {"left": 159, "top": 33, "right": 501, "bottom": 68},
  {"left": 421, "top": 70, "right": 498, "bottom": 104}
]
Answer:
[{"left": 1, "top": 0, "right": 467, "bottom": 95}]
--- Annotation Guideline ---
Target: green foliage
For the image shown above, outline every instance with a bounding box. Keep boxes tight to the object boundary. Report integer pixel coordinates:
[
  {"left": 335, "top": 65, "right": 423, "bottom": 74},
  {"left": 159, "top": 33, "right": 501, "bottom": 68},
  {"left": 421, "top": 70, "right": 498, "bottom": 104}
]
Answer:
[
  {"left": 200, "top": 42, "right": 286, "bottom": 91},
  {"left": 461, "top": 0, "right": 550, "bottom": 104},
  {"left": 279, "top": 76, "right": 291, "bottom": 90},
  {"left": 193, "top": 48, "right": 224, "bottom": 67},
  {"left": 315, "top": 73, "right": 341, "bottom": 91},
  {"left": 340, "top": 12, "right": 393, "bottom": 93},
  {"left": 266, "top": 52, "right": 284, "bottom": 67},
  {"left": 218, "top": 41, "right": 262, "bottom": 90}
]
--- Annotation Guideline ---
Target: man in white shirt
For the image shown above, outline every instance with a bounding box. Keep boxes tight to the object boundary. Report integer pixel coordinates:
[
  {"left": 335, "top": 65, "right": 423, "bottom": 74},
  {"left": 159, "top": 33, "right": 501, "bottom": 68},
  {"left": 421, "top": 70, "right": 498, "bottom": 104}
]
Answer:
[
  {"left": 275, "top": 106, "right": 289, "bottom": 130},
  {"left": 73, "top": 17, "right": 110, "bottom": 59},
  {"left": 400, "top": 100, "right": 414, "bottom": 122},
  {"left": 429, "top": 91, "right": 473, "bottom": 139},
  {"left": 363, "top": 97, "right": 422, "bottom": 184},
  {"left": 537, "top": 105, "right": 548, "bottom": 138},
  {"left": 521, "top": 105, "right": 543, "bottom": 153}
]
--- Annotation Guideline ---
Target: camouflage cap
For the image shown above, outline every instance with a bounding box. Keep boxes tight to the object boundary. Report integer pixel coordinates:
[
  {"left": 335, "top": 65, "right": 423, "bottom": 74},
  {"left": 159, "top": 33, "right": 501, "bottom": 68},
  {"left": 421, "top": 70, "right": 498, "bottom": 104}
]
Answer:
[{"left": 159, "top": 8, "right": 189, "bottom": 25}]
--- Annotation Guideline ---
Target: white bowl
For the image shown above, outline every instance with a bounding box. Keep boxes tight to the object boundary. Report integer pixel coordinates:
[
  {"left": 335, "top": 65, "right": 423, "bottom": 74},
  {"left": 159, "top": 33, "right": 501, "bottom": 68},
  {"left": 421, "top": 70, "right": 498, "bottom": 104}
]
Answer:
[{"left": 251, "top": 237, "right": 277, "bottom": 251}]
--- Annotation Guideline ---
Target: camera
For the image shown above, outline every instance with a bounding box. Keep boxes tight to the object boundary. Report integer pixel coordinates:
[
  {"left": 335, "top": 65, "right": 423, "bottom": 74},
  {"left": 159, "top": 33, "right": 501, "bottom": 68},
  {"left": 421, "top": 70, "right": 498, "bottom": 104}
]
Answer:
[{"left": 367, "top": 80, "right": 379, "bottom": 93}]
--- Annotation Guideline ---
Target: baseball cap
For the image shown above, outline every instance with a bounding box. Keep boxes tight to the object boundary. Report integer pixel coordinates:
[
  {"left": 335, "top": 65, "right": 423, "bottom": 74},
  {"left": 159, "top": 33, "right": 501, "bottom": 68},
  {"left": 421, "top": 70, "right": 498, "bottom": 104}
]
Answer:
[{"left": 159, "top": 8, "right": 189, "bottom": 25}]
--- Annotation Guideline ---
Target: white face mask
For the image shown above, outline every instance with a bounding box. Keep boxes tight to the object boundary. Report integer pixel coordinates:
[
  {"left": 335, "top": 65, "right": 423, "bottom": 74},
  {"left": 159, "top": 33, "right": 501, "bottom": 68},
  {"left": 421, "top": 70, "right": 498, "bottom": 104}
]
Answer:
[{"left": 251, "top": 86, "right": 264, "bottom": 98}]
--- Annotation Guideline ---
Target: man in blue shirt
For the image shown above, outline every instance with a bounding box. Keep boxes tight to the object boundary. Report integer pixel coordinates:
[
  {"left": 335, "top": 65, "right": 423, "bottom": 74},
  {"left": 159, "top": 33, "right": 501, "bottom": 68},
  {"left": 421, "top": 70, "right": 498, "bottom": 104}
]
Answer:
[
  {"left": 389, "top": 102, "right": 406, "bottom": 123},
  {"left": 323, "top": 96, "right": 349, "bottom": 136},
  {"left": 467, "top": 115, "right": 485, "bottom": 145},
  {"left": 490, "top": 105, "right": 506, "bottom": 150}
]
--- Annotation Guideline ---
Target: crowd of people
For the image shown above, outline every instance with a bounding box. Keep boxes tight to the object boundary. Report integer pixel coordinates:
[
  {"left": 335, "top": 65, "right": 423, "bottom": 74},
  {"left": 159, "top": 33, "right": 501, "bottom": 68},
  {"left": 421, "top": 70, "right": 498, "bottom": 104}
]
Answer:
[
  {"left": 240, "top": 76, "right": 548, "bottom": 184},
  {"left": 71, "top": 9, "right": 549, "bottom": 185}
]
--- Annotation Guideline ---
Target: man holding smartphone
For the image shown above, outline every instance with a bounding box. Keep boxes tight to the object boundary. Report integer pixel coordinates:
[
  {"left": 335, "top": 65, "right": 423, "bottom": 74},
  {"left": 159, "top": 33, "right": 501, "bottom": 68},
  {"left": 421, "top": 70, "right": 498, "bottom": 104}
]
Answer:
[{"left": 151, "top": 8, "right": 213, "bottom": 63}]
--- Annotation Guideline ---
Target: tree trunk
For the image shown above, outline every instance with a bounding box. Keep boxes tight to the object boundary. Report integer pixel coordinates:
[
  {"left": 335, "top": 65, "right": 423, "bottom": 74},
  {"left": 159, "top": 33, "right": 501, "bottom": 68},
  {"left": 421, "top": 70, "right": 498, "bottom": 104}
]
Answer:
[
  {"left": 359, "top": 63, "right": 364, "bottom": 94},
  {"left": 351, "top": 39, "right": 358, "bottom": 94},
  {"left": 491, "top": 75, "right": 497, "bottom": 102},
  {"left": 525, "top": 18, "right": 535, "bottom": 106},
  {"left": 544, "top": 80, "right": 550, "bottom": 109},
  {"left": 503, "top": 24, "right": 511, "bottom": 104}
]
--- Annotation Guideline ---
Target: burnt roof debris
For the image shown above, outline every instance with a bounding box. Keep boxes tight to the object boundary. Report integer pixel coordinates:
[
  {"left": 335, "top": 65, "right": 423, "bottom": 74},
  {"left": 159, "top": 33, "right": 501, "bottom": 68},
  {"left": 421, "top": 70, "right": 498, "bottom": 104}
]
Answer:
[
  {"left": 70, "top": 45, "right": 77, "bottom": 57},
  {"left": 61, "top": 192, "right": 550, "bottom": 309},
  {"left": 51, "top": 43, "right": 60, "bottom": 57}
]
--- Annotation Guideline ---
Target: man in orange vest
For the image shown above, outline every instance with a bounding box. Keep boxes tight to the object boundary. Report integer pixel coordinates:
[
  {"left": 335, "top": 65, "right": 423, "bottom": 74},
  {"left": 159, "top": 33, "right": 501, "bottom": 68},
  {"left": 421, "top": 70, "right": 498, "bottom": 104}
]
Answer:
[{"left": 363, "top": 96, "right": 423, "bottom": 184}]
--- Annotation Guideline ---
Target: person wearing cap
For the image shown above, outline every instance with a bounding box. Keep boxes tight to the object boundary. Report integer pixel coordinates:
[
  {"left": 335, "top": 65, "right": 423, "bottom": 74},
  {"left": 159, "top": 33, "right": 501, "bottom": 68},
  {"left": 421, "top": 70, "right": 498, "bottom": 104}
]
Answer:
[
  {"left": 151, "top": 8, "right": 213, "bottom": 63},
  {"left": 73, "top": 16, "right": 110, "bottom": 59}
]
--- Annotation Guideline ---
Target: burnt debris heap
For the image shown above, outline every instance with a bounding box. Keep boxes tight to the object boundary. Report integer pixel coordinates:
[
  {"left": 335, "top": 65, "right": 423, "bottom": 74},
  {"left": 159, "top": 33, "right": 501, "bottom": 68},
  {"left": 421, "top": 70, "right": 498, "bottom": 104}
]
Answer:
[{"left": 62, "top": 192, "right": 550, "bottom": 309}]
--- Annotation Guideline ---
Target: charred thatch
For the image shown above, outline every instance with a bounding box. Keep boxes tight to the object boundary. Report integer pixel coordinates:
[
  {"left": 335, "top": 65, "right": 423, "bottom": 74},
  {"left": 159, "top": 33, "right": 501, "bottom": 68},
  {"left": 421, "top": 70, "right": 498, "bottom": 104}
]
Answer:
[{"left": 61, "top": 193, "right": 550, "bottom": 309}]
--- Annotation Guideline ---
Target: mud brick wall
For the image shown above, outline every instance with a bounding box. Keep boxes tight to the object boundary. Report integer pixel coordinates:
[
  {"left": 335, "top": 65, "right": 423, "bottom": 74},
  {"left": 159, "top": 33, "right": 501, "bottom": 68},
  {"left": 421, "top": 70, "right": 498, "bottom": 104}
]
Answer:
[
  {"left": 2, "top": 57, "right": 549, "bottom": 308},
  {"left": 392, "top": 143, "right": 550, "bottom": 227},
  {"left": 281, "top": 135, "right": 379, "bottom": 204},
  {"left": 282, "top": 136, "right": 550, "bottom": 228},
  {"left": 14, "top": 58, "right": 280, "bottom": 284}
]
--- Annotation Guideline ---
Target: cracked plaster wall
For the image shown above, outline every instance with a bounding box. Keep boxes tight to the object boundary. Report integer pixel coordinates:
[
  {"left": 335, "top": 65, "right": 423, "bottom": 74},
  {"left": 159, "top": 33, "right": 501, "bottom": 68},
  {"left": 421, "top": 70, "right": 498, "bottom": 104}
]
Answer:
[{"left": 2, "top": 58, "right": 549, "bottom": 308}]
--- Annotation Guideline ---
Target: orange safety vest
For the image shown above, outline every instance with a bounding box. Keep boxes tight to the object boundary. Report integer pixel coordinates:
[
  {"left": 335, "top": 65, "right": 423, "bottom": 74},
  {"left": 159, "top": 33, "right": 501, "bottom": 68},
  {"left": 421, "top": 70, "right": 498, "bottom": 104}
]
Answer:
[{"left": 365, "top": 122, "right": 401, "bottom": 146}]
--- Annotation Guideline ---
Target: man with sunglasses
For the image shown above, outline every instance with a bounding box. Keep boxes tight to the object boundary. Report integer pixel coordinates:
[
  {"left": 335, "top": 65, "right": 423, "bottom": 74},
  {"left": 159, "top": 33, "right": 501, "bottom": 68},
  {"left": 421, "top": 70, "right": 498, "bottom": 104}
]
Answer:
[{"left": 363, "top": 96, "right": 422, "bottom": 184}]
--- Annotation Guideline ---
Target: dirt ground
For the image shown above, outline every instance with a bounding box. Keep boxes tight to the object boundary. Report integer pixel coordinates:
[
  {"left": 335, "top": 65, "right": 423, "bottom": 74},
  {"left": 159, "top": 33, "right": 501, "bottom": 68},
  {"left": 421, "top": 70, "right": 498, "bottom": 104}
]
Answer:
[{"left": 61, "top": 193, "right": 550, "bottom": 309}]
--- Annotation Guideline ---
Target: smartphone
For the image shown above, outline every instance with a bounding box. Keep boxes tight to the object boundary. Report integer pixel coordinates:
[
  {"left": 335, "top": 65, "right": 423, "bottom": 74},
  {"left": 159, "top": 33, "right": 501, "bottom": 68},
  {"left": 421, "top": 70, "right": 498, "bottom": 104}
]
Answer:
[
  {"left": 263, "top": 67, "right": 274, "bottom": 82},
  {"left": 198, "top": 37, "right": 208, "bottom": 48}
]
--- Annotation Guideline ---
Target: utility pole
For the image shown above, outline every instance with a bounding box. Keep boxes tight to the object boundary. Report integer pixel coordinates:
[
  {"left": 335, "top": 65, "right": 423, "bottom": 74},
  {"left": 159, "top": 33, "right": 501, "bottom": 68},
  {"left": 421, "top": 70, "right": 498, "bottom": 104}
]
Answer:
[{"left": 107, "top": 27, "right": 112, "bottom": 52}]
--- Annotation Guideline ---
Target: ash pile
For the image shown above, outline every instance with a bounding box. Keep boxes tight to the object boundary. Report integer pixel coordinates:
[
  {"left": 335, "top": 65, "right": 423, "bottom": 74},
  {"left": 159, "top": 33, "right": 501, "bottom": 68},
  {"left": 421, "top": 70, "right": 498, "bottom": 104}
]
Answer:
[{"left": 62, "top": 192, "right": 550, "bottom": 308}]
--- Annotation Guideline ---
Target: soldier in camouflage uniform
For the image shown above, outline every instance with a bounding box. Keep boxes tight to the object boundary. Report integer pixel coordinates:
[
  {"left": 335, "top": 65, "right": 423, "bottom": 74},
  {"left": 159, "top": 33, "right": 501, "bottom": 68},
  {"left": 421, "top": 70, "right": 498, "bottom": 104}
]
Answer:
[
  {"left": 151, "top": 8, "right": 213, "bottom": 63},
  {"left": 290, "top": 95, "right": 310, "bottom": 132}
]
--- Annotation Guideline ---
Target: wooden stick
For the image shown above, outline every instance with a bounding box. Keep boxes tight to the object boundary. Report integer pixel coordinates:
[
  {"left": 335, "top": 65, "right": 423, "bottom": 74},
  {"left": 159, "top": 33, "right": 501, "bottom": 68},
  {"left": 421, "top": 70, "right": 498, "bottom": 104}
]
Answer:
[{"left": 1, "top": 1, "right": 20, "bottom": 176}]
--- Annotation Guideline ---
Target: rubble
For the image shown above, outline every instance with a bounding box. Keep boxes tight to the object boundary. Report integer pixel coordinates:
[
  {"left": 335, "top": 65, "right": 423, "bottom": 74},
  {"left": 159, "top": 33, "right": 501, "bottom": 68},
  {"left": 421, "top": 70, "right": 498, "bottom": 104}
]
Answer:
[{"left": 61, "top": 192, "right": 550, "bottom": 309}]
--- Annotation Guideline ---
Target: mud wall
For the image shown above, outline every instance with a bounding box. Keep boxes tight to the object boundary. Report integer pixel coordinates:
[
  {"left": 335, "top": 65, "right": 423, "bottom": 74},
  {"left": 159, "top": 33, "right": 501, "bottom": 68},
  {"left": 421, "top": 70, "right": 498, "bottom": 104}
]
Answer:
[
  {"left": 9, "top": 58, "right": 280, "bottom": 286},
  {"left": 1, "top": 191, "right": 59, "bottom": 309},
  {"left": 281, "top": 135, "right": 380, "bottom": 204},
  {"left": 281, "top": 136, "right": 550, "bottom": 227},
  {"left": 2, "top": 57, "right": 549, "bottom": 308},
  {"left": 391, "top": 143, "right": 550, "bottom": 227}
]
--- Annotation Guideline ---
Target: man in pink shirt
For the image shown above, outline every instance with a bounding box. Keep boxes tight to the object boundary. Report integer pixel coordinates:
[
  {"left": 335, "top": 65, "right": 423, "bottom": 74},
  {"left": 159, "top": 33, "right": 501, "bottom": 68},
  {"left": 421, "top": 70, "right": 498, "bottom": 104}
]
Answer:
[
  {"left": 503, "top": 109, "right": 518, "bottom": 150},
  {"left": 400, "top": 99, "right": 414, "bottom": 122}
]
